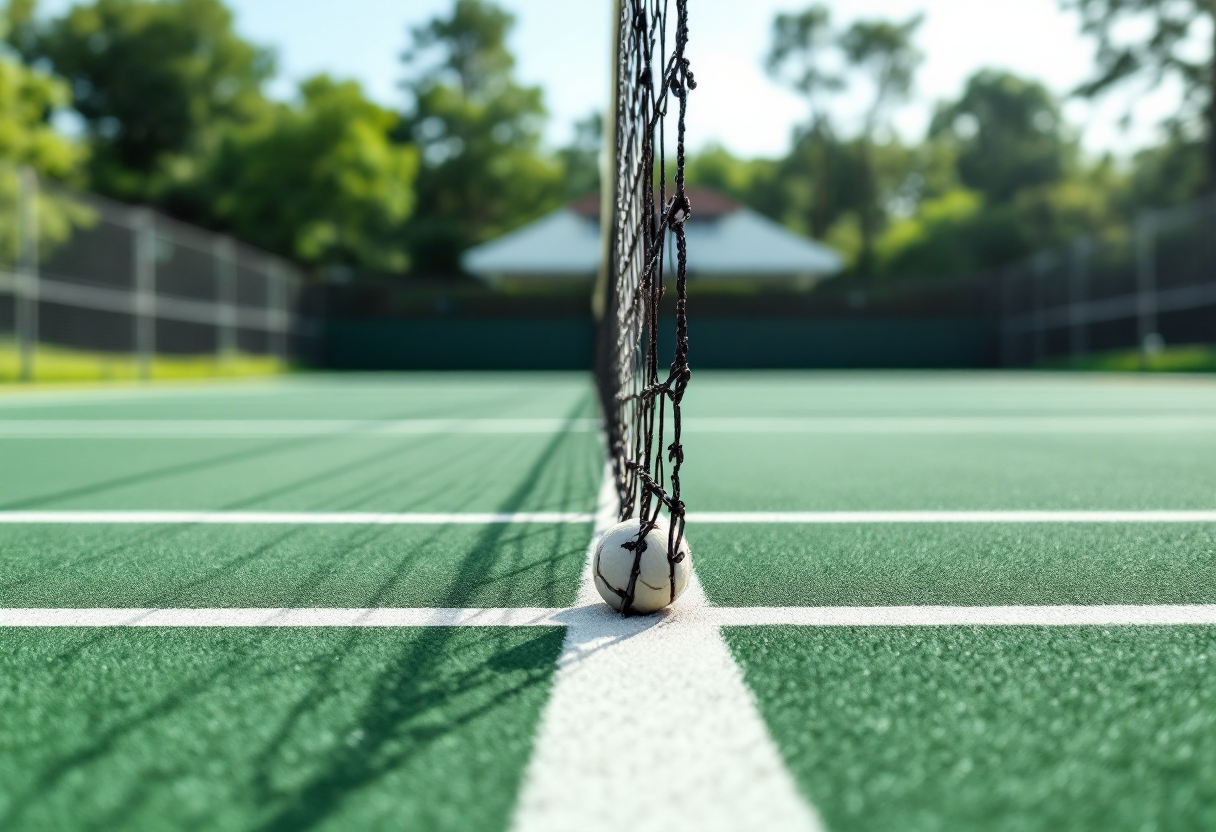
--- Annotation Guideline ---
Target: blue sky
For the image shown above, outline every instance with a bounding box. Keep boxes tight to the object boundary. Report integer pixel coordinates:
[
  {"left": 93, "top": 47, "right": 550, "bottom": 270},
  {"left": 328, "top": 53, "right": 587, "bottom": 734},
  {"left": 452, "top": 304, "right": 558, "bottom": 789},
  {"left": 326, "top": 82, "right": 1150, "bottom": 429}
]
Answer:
[{"left": 39, "top": 0, "right": 1198, "bottom": 160}]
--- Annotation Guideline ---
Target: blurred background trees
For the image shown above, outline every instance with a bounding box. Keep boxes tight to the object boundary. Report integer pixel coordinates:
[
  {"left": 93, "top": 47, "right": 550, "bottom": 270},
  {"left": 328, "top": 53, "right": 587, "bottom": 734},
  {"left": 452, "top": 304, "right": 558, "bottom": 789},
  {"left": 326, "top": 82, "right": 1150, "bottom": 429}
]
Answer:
[{"left": 0, "top": 0, "right": 1212, "bottom": 281}]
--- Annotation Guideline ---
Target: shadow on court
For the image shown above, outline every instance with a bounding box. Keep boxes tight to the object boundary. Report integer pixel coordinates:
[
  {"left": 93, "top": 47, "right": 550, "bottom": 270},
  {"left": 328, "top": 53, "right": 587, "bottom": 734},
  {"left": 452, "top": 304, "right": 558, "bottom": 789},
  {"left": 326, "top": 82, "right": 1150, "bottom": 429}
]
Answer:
[{"left": 1, "top": 398, "right": 598, "bottom": 831}]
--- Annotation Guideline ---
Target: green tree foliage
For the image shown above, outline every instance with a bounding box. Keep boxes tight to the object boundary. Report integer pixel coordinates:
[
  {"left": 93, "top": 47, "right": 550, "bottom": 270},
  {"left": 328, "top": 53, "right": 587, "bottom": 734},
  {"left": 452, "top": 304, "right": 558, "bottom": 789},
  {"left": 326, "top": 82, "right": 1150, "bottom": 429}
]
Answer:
[
  {"left": 1062, "top": 0, "right": 1216, "bottom": 191},
  {"left": 199, "top": 76, "right": 418, "bottom": 271},
  {"left": 1, "top": 8, "right": 92, "bottom": 265},
  {"left": 877, "top": 69, "right": 1119, "bottom": 278},
  {"left": 765, "top": 5, "right": 842, "bottom": 238},
  {"left": 766, "top": 6, "right": 922, "bottom": 274},
  {"left": 399, "top": 0, "right": 560, "bottom": 276},
  {"left": 0, "top": 42, "right": 82, "bottom": 177},
  {"left": 930, "top": 70, "right": 1073, "bottom": 204},
  {"left": 837, "top": 14, "right": 923, "bottom": 275},
  {"left": 13, "top": 0, "right": 273, "bottom": 203},
  {"left": 556, "top": 112, "right": 601, "bottom": 202},
  {"left": 685, "top": 144, "right": 785, "bottom": 221}
]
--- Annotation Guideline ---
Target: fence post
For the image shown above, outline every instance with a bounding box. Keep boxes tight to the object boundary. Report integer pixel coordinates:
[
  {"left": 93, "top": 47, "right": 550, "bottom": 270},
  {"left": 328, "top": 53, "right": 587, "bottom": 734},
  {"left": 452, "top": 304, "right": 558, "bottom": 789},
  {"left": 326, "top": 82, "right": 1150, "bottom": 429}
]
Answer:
[
  {"left": 214, "top": 236, "right": 237, "bottom": 360},
  {"left": 998, "top": 269, "right": 1013, "bottom": 367},
  {"left": 268, "top": 263, "right": 290, "bottom": 363},
  {"left": 1069, "top": 237, "right": 1090, "bottom": 363},
  {"left": 1135, "top": 213, "right": 1158, "bottom": 353},
  {"left": 1032, "top": 258, "right": 1046, "bottom": 365},
  {"left": 133, "top": 209, "right": 156, "bottom": 380},
  {"left": 15, "top": 166, "right": 39, "bottom": 382}
]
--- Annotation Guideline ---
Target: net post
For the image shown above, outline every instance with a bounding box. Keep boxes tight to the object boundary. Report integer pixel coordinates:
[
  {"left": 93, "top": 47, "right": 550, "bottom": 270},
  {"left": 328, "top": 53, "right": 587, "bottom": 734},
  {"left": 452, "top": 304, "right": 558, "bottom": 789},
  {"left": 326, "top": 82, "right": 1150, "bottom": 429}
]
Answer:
[
  {"left": 15, "top": 166, "right": 39, "bottom": 383},
  {"left": 133, "top": 208, "right": 156, "bottom": 380},
  {"left": 214, "top": 235, "right": 238, "bottom": 362}
]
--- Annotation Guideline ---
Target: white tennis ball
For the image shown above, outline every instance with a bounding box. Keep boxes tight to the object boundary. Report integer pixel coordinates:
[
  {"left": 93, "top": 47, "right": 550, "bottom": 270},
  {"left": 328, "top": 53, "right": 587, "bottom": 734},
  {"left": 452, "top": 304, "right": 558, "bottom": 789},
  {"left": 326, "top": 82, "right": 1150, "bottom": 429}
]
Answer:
[{"left": 593, "top": 517, "right": 691, "bottom": 614}]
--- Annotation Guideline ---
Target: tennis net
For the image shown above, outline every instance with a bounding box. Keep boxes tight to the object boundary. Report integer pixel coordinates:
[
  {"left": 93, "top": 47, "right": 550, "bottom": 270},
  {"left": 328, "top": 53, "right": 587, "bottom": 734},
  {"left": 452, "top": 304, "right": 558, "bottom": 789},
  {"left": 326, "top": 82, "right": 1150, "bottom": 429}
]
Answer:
[{"left": 594, "top": 0, "right": 695, "bottom": 613}]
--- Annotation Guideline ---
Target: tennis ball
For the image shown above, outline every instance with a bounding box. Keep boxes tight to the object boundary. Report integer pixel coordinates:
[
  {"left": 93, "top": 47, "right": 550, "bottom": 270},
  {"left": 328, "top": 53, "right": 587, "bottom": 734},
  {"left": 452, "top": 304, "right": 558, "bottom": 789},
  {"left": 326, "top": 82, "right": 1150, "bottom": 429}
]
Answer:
[{"left": 593, "top": 517, "right": 691, "bottom": 614}]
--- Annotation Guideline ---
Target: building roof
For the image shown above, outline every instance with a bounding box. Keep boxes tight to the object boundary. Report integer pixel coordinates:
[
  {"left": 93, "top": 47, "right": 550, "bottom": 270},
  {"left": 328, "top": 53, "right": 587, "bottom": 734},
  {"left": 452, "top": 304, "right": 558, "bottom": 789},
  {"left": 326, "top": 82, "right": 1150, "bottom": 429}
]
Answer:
[{"left": 463, "top": 187, "right": 844, "bottom": 281}]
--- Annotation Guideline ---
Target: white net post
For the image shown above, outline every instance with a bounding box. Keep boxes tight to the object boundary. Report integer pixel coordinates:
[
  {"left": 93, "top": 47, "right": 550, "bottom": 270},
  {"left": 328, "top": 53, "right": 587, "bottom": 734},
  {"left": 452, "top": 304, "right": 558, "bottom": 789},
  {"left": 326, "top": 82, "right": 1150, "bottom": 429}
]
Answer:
[
  {"left": 15, "top": 166, "right": 39, "bottom": 382},
  {"left": 132, "top": 208, "right": 156, "bottom": 379}
]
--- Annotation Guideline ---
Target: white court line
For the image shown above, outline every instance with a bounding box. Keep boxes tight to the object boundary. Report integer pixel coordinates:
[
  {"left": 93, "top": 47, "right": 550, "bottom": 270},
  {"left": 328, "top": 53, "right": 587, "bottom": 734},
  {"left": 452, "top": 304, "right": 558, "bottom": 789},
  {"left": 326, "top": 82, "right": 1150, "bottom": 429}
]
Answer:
[
  {"left": 0, "top": 418, "right": 600, "bottom": 437},
  {"left": 0, "top": 511, "right": 595, "bottom": 524},
  {"left": 5, "top": 510, "right": 1216, "bottom": 525},
  {"left": 683, "top": 416, "right": 1216, "bottom": 433},
  {"left": 3, "top": 415, "right": 1214, "bottom": 438},
  {"left": 508, "top": 468, "right": 823, "bottom": 832},
  {"left": 0, "top": 510, "right": 593, "bottom": 523},
  {"left": 5, "top": 605, "right": 1216, "bottom": 629},
  {"left": 689, "top": 510, "right": 1216, "bottom": 523}
]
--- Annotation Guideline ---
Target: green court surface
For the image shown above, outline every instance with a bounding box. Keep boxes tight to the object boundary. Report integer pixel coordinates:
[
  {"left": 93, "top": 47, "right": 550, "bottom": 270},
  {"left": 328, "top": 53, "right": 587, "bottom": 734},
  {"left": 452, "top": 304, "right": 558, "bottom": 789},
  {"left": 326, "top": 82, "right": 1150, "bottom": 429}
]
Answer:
[
  {"left": 3, "top": 371, "right": 1216, "bottom": 831},
  {"left": 726, "top": 625, "right": 1216, "bottom": 832},
  {"left": 1, "top": 626, "right": 564, "bottom": 832},
  {"left": 693, "top": 523, "right": 1216, "bottom": 607},
  {"left": 1, "top": 523, "right": 590, "bottom": 608}
]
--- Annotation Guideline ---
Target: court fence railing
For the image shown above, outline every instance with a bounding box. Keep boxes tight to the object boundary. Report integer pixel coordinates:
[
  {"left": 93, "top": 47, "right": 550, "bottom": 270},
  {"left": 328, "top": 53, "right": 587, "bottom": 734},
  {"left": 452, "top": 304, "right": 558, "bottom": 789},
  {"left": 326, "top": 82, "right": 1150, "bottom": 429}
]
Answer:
[
  {"left": 996, "top": 192, "right": 1216, "bottom": 366},
  {"left": 0, "top": 165, "right": 302, "bottom": 380}
]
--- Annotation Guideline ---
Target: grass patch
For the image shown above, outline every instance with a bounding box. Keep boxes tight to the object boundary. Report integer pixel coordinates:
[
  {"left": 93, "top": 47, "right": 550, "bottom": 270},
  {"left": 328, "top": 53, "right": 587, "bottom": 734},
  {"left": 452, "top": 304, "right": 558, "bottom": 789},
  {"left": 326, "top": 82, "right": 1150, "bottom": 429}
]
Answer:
[
  {"left": 1045, "top": 344, "right": 1216, "bottom": 373},
  {"left": 0, "top": 340, "right": 286, "bottom": 384}
]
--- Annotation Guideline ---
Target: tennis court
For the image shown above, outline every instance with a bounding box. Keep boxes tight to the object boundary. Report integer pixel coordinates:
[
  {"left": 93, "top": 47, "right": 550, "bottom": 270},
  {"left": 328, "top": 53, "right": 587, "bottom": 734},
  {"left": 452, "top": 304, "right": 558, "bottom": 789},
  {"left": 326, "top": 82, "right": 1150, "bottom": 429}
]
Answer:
[{"left": 3, "top": 370, "right": 1216, "bottom": 831}]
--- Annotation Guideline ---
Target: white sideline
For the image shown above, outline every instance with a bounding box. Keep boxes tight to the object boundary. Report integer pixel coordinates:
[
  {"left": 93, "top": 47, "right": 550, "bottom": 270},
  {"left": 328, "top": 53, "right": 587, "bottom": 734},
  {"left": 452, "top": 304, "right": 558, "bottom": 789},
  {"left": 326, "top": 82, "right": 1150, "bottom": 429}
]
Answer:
[
  {"left": 685, "top": 415, "right": 1216, "bottom": 433},
  {"left": 0, "top": 418, "right": 600, "bottom": 437},
  {"left": 5, "top": 415, "right": 1216, "bottom": 438},
  {"left": 688, "top": 510, "right": 1216, "bottom": 523},
  {"left": 6, "top": 509, "right": 1216, "bottom": 525},
  {"left": 0, "top": 511, "right": 594, "bottom": 525},
  {"left": 508, "top": 468, "right": 823, "bottom": 832},
  {"left": 5, "top": 605, "right": 1216, "bottom": 629}
]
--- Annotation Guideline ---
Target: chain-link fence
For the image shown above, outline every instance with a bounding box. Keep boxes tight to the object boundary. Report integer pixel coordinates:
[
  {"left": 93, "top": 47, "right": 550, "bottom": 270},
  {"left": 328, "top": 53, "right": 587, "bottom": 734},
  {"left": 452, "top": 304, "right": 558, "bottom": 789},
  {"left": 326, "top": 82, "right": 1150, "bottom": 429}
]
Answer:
[
  {"left": 0, "top": 165, "right": 301, "bottom": 381},
  {"left": 998, "top": 193, "right": 1216, "bottom": 366}
]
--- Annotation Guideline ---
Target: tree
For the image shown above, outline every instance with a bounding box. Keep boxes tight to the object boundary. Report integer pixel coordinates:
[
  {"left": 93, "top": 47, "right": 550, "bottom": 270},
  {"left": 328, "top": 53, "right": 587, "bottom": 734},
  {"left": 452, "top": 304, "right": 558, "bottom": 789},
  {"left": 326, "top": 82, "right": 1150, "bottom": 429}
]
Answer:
[
  {"left": 399, "top": 0, "right": 560, "bottom": 276},
  {"left": 765, "top": 7, "right": 922, "bottom": 274},
  {"left": 765, "top": 5, "right": 842, "bottom": 238},
  {"left": 0, "top": 37, "right": 82, "bottom": 178},
  {"left": 13, "top": 0, "right": 274, "bottom": 203},
  {"left": 1062, "top": 0, "right": 1216, "bottom": 191},
  {"left": 200, "top": 76, "right": 418, "bottom": 271},
  {"left": 556, "top": 112, "right": 601, "bottom": 201},
  {"left": 0, "top": 11, "right": 90, "bottom": 265},
  {"left": 930, "top": 70, "right": 1073, "bottom": 205},
  {"left": 838, "top": 14, "right": 923, "bottom": 275}
]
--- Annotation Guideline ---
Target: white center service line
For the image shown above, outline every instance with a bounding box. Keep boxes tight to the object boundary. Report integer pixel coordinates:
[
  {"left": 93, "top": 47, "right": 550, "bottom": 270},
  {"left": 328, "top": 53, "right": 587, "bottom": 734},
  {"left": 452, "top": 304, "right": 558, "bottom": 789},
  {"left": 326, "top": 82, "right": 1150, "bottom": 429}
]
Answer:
[{"left": 508, "top": 468, "right": 823, "bottom": 832}]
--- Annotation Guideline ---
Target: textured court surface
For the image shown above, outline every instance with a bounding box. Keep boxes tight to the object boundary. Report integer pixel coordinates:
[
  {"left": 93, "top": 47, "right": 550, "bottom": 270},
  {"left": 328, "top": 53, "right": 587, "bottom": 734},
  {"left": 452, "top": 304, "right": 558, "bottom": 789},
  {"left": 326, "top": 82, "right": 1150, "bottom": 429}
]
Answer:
[{"left": 3, "top": 371, "right": 1216, "bottom": 831}]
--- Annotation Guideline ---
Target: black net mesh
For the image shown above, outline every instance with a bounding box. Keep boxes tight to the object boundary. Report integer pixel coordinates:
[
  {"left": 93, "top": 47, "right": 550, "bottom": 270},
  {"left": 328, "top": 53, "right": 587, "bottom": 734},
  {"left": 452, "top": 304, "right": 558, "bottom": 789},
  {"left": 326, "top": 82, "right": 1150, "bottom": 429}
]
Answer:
[{"left": 595, "top": 0, "right": 695, "bottom": 614}]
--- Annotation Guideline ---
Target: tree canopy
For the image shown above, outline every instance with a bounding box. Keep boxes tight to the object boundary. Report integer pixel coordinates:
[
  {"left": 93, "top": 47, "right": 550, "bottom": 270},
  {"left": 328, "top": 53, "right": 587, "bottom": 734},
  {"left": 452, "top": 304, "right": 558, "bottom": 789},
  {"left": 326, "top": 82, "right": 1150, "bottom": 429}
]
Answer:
[
  {"left": 200, "top": 76, "right": 419, "bottom": 270},
  {"left": 398, "top": 0, "right": 560, "bottom": 275},
  {"left": 11, "top": 0, "right": 274, "bottom": 202},
  {"left": 1063, "top": 0, "right": 1216, "bottom": 191}
]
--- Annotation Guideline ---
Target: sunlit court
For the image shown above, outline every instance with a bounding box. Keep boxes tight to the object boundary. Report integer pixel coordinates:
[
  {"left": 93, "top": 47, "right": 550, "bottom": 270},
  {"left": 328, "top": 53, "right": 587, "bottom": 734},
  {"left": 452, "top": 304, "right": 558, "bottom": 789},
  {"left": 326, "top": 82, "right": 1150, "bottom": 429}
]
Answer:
[{"left": 3, "top": 0, "right": 1216, "bottom": 830}]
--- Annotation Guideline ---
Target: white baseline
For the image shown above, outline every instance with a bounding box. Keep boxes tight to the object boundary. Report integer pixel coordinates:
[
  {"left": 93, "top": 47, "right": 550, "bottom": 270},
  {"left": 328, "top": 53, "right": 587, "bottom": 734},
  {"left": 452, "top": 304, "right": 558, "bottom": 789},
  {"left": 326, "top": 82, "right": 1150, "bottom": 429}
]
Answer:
[
  {"left": 5, "top": 510, "right": 1216, "bottom": 524},
  {"left": 4, "top": 605, "right": 1216, "bottom": 629},
  {"left": 3, "top": 415, "right": 1215, "bottom": 438}
]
